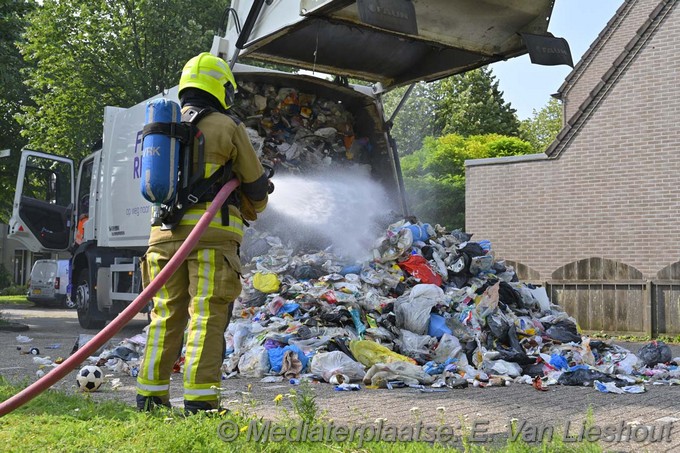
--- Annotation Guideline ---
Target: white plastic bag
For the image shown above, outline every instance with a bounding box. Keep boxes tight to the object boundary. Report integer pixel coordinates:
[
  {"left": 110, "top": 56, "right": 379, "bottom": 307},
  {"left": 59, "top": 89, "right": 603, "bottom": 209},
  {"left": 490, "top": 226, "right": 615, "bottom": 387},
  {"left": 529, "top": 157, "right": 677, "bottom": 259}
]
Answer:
[
  {"left": 484, "top": 359, "right": 523, "bottom": 378},
  {"left": 397, "top": 330, "right": 435, "bottom": 358},
  {"left": 395, "top": 284, "right": 443, "bottom": 334},
  {"left": 310, "top": 351, "right": 366, "bottom": 383},
  {"left": 238, "top": 346, "right": 270, "bottom": 378},
  {"left": 433, "top": 333, "right": 462, "bottom": 363},
  {"left": 363, "top": 361, "right": 435, "bottom": 387}
]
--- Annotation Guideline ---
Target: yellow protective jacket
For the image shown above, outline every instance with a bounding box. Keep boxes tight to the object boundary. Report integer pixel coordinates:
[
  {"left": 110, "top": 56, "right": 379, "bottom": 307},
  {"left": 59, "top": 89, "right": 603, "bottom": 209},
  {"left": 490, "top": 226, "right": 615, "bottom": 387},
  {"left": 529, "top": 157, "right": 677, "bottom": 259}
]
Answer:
[{"left": 149, "top": 109, "right": 268, "bottom": 247}]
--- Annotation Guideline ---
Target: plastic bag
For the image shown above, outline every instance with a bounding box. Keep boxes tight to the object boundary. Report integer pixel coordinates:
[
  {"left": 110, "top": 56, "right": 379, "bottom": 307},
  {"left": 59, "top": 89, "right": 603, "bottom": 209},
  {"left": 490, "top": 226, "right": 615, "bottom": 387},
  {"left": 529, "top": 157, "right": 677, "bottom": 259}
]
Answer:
[
  {"left": 428, "top": 314, "right": 452, "bottom": 339},
  {"left": 349, "top": 340, "right": 416, "bottom": 368},
  {"left": 396, "top": 330, "right": 435, "bottom": 359},
  {"left": 365, "top": 327, "right": 396, "bottom": 342},
  {"left": 397, "top": 255, "right": 442, "bottom": 286},
  {"left": 238, "top": 346, "right": 270, "bottom": 378},
  {"left": 484, "top": 359, "right": 523, "bottom": 378},
  {"left": 475, "top": 282, "right": 499, "bottom": 319},
  {"left": 616, "top": 353, "right": 639, "bottom": 374},
  {"left": 350, "top": 308, "right": 366, "bottom": 337},
  {"left": 545, "top": 320, "right": 581, "bottom": 344},
  {"left": 404, "top": 224, "right": 431, "bottom": 243},
  {"left": 470, "top": 255, "right": 494, "bottom": 275},
  {"left": 557, "top": 367, "right": 618, "bottom": 386},
  {"left": 363, "top": 361, "right": 435, "bottom": 387},
  {"left": 288, "top": 336, "right": 331, "bottom": 355},
  {"left": 637, "top": 341, "right": 672, "bottom": 367},
  {"left": 528, "top": 286, "right": 551, "bottom": 312},
  {"left": 395, "top": 284, "right": 443, "bottom": 335},
  {"left": 229, "top": 322, "right": 253, "bottom": 356},
  {"left": 310, "top": 351, "right": 366, "bottom": 383},
  {"left": 253, "top": 272, "right": 280, "bottom": 293},
  {"left": 433, "top": 333, "right": 462, "bottom": 363},
  {"left": 268, "top": 345, "right": 308, "bottom": 373}
]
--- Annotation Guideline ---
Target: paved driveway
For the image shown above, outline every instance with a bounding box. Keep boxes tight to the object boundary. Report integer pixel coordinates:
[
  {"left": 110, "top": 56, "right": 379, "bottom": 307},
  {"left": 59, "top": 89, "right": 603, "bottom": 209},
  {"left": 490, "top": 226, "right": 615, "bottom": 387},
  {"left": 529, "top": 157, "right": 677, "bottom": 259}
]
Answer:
[{"left": 1, "top": 303, "right": 680, "bottom": 452}]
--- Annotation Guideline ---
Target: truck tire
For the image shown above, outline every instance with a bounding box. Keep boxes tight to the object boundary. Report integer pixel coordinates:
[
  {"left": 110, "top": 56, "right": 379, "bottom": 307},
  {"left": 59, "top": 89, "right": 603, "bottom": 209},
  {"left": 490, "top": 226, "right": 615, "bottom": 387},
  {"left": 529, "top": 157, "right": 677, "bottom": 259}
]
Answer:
[{"left": 75, "top": 268, "right": 106, "bottom": 329}]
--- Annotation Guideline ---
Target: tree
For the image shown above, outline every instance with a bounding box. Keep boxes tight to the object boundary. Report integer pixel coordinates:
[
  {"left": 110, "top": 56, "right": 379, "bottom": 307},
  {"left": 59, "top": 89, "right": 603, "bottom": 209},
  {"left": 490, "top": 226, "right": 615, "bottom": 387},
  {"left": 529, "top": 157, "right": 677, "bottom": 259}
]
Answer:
[
  {"left": 434, "top": 67, "right": 521, "bottom": 138},
  {"left": 520, "top": 97, "right": 563, "bottom": 152},
  {"left": 401, "top": 134, "right": 533, "bottom": 229},
  {"left": 17, "top": 0, "right": 229, "bottom": 161},
  {"left": 0, "top": 0, "right": 36, "bottom": 223},
  {"left": 381, "top": 80, "right": 443, "bottom": 155}
]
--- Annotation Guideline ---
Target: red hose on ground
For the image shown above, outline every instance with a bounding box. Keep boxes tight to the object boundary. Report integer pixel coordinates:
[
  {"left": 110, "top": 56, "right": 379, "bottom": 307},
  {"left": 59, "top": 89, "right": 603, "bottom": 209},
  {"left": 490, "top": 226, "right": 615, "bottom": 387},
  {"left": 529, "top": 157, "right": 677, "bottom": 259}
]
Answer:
[{"left": 0, "top": 178, "right": 240, "bottom": 417}]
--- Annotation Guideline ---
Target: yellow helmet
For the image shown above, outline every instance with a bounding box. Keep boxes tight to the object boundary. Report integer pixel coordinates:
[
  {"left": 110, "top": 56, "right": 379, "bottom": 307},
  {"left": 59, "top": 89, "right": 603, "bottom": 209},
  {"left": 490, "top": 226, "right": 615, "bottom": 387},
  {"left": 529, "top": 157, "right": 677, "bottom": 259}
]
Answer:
[{"left": 178, "top": 52, "right": 237, "bottom": 110}]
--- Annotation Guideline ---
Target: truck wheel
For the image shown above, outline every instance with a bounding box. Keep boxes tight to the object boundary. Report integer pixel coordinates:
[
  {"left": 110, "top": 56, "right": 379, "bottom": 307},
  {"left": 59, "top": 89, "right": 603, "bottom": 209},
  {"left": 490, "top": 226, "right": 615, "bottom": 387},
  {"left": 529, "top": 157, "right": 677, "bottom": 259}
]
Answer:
[
  {"left": 75, "top": 269, "right": 105, "bottom": 329},
  {"left": 63, "top": 294, "right": 77, "bottom": 310}
]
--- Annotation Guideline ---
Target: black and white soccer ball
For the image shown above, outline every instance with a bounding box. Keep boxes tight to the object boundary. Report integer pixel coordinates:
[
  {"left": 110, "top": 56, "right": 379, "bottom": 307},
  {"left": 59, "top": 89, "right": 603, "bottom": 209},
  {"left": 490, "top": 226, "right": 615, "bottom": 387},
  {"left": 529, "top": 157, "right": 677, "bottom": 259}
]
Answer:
[{"left": 76, "top": 365, "right": 104, "bottom": 392}]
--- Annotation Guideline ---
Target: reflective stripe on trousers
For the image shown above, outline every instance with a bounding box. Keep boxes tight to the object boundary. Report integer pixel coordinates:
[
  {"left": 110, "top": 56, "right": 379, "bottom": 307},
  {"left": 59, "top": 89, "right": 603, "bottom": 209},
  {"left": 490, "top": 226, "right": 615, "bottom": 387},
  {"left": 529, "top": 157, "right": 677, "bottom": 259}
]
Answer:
[{"left": 136, "top": 241, "right": 241, "bottom": 402}]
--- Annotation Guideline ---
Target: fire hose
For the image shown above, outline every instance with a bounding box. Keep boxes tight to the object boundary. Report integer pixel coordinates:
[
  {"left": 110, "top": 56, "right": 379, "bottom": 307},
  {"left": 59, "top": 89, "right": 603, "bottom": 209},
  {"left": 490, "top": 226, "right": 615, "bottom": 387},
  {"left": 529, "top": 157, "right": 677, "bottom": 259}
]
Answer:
[{"left": 0, "top": 178, "right": 240, "bottom": 418}]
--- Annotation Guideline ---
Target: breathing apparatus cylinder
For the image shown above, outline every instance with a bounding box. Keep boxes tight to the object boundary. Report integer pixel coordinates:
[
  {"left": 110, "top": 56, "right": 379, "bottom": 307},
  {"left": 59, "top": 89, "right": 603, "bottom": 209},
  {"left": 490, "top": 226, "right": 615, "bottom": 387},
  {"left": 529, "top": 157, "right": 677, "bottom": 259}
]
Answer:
[{"left": 140, "top": 98, "right": 182, "bottom": 206}]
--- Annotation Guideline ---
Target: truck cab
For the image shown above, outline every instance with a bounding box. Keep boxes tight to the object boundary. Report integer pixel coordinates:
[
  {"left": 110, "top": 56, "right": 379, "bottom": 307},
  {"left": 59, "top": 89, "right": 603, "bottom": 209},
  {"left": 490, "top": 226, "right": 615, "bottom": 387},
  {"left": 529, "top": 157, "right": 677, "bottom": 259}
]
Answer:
[{"left": 9, "top": 0, "right": 567, "bottom": 329}]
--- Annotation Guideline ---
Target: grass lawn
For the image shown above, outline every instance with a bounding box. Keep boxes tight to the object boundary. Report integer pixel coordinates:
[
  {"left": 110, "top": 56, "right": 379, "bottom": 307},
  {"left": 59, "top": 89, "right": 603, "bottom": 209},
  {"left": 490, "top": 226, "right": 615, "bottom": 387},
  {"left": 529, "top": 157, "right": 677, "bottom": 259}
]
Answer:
[
  {"left": 0, "top": 295, "right": 31, "bottom": 305},
  {"left": 0, "top": 379, "right": 602, "bottom": 453}
]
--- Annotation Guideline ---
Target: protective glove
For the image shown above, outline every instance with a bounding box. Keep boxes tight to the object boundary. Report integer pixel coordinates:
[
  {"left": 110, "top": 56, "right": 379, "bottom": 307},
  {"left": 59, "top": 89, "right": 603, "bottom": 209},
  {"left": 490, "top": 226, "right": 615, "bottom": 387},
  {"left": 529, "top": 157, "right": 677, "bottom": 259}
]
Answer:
[{"left": 240, "top": 196, "right": 258, "bottom": 221}]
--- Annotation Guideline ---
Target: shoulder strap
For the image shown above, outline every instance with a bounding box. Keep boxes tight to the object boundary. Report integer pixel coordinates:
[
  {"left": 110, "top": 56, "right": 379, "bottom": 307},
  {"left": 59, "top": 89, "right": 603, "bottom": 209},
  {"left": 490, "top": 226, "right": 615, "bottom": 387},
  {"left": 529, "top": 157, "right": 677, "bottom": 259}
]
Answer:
[{"left": 159, "top": 107, "right": 233, "bottom": 230}]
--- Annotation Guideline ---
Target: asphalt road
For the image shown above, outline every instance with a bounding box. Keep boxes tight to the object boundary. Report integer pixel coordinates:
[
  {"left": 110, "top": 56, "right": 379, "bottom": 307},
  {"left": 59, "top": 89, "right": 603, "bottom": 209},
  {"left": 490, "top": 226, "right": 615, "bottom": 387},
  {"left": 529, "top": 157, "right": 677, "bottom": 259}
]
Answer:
[{"left": 2, "top": 303, "right": 680, "bottom": 452}]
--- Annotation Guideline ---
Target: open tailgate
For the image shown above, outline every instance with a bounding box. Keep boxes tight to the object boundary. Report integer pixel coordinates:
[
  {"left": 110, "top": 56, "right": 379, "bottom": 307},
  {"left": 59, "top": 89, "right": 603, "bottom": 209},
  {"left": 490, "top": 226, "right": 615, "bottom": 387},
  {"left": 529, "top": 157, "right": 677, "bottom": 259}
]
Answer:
[{"left": 226, "top": 0, "right": 562, "bottom": 89}]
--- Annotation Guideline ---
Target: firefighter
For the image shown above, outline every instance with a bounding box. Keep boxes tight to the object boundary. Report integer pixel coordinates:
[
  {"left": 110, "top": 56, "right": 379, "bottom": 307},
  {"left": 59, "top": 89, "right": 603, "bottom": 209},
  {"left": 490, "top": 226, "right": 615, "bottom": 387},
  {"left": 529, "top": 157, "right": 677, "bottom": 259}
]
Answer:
[{"left": 136, "top": 53, "right": 270, "bottom": 413}]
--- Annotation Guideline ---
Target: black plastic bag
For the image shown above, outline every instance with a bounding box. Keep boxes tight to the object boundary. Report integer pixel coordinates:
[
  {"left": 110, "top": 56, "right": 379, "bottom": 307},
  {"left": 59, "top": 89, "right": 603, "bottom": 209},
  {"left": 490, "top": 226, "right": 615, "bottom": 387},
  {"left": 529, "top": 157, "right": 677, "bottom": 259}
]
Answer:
[
  {"left": 495, "top": 345, "right": 533, "bottom": 365},
  {"left": 498, "top": 281, "right": 523, "bottom": 308},
  {"left": 293, "top": 264, "right": 325, "bottom": 280},
  {"left": 458, "top": 242, "right": 485, "bottom": 257},
  {"left": 557, "top": 368, "right": 621, "bottom": 386},
  {"left": 487, "top": 313, "right": 510, "bottom": 343},
  {"left": 545, "top": 320, "right": 581, "bottom": 344},
  {"left": 637, "top": 341, "right": 672, "bottom": 367}
]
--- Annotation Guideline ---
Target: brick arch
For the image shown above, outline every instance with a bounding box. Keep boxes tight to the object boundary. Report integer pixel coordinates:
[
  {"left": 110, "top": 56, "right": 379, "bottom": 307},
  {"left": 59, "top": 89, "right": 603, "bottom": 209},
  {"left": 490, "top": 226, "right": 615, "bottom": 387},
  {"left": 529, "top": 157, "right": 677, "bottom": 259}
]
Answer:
[
  {"left": 551, "top": 257, "right": 643, "bottom": 281},
  {"left": 503, "top": 260, "right": 540, "bottom": 282},
  {"left": 657, "top": 262, "right": 680, "bottom": 280}
]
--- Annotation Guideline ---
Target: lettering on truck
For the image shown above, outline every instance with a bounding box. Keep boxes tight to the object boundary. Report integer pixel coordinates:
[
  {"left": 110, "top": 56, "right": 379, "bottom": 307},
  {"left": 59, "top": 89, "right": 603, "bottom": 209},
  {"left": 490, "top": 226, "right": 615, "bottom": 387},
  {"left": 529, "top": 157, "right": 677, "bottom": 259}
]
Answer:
[{"left": 133, "top": 130, "right": 143, "bottom": 179}]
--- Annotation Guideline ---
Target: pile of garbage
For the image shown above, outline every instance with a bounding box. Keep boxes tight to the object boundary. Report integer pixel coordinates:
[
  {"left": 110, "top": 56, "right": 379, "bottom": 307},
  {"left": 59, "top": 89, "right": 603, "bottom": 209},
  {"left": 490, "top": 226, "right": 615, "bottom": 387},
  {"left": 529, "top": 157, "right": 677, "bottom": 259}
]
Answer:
[
  {"left": 209, "top": 218, "right": 678, "bottom": 394},
  {"left": 232, "top": 80, "right": 372, "bottom": 172}
]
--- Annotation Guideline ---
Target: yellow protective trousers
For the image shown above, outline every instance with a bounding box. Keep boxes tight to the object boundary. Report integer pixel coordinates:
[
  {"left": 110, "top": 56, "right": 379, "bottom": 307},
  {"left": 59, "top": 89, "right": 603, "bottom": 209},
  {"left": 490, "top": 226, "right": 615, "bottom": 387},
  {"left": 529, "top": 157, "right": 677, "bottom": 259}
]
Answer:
[{"left": 136, "top": 240, "right": 242, "bottom": 406}]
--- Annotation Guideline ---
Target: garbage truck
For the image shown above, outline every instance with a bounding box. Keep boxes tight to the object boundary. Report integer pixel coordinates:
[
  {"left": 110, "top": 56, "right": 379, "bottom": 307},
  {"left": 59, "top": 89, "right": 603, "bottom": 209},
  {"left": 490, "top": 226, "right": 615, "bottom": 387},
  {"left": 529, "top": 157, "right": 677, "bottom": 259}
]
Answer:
[{"left": 8, "top": 0, "right": 569, "bottom": 329}]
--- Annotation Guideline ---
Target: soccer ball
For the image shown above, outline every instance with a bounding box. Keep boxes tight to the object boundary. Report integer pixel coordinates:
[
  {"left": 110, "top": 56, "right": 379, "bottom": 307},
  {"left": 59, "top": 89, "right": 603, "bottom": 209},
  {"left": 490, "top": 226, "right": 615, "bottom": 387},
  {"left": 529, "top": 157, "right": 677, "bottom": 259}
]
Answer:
[{"left": 76, "top": 365, "right": 104, "bottom": 392}]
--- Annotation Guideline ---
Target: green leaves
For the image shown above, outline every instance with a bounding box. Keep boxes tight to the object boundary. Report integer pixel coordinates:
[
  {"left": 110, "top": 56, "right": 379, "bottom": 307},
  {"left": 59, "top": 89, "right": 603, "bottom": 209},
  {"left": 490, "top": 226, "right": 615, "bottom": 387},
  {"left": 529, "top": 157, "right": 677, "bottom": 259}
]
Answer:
[
  {"left": 403, "top": 133, "right": 533, "bottom": 229},
  {"left": 520, "top": 97, "right": 563, "bottom": 152},
  {"left": 16, "top": 0, "right": 229, "bottom": 161},
  {"left": 0, "top": 0, "right": 36, "bottom": 223},
  {"left": 389, "top": 66, "right": 555, "bottom": 229},
  {"left": 434, "top": 67, "right": 521, "bottom": 138}
]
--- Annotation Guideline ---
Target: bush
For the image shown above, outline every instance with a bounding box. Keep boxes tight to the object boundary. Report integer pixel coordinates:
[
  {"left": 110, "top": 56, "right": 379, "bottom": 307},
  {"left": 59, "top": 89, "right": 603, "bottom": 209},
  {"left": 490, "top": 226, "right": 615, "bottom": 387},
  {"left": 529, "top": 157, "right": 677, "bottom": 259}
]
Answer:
[
  {"left": 0, "top": 285, "right": 28, "bottom": 296},
  {"left": 0, "top": 265, "right": 12, "bottom": 290}
]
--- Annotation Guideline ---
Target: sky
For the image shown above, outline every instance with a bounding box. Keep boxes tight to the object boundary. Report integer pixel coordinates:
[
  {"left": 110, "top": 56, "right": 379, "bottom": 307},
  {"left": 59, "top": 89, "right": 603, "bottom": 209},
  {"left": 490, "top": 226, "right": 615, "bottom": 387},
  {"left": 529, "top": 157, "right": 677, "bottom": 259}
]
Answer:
[{"left": 491, "top": 0, "right": 625, "bottom": 120}]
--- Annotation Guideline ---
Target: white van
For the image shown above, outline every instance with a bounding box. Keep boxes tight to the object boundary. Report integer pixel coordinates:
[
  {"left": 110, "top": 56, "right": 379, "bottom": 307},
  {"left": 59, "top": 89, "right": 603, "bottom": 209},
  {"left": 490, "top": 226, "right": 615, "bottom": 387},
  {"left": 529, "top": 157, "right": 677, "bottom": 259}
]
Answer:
[{"left": 27, "top": 259, "right": 75, "bottom": 308}]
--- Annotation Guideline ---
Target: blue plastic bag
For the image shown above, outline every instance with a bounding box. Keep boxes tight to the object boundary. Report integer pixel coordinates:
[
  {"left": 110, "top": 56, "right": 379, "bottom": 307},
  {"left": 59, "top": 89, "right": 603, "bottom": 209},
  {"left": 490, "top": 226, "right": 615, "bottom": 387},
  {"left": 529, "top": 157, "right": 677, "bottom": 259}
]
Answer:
[
  {"left": 428, "top": 314, "right": 452, "bottom": 339},
  {"left": 549, "top": 354, "right": 568, "bottom": 370},
  {"left": 268, "top": 345, "right": 309, "bottom": 373},
  {"left": 405, "top": 224, "right": 430, "bottom": 242}
]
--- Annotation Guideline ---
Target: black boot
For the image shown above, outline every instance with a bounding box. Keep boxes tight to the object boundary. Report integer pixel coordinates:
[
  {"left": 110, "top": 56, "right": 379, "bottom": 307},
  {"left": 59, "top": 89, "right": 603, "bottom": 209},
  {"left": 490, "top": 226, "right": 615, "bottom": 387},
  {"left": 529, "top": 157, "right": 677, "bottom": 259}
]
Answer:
[
  {"left": 184, "top": 400, "right": 229, "bottom": 416},
  {"left": 136, "top": 394, "right": 171, "bottom": 411}
]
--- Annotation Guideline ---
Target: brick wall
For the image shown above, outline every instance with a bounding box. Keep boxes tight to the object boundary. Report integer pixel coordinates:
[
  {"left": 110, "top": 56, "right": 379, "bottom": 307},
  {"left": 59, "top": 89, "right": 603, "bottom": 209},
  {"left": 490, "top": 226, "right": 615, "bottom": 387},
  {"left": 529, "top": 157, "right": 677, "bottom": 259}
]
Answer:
[
  {"left": 562, "top": 0, "right": 658, "bottom": 120},
  {"left": 465, "top": 1, "right": 680, "bottom": 281}
]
